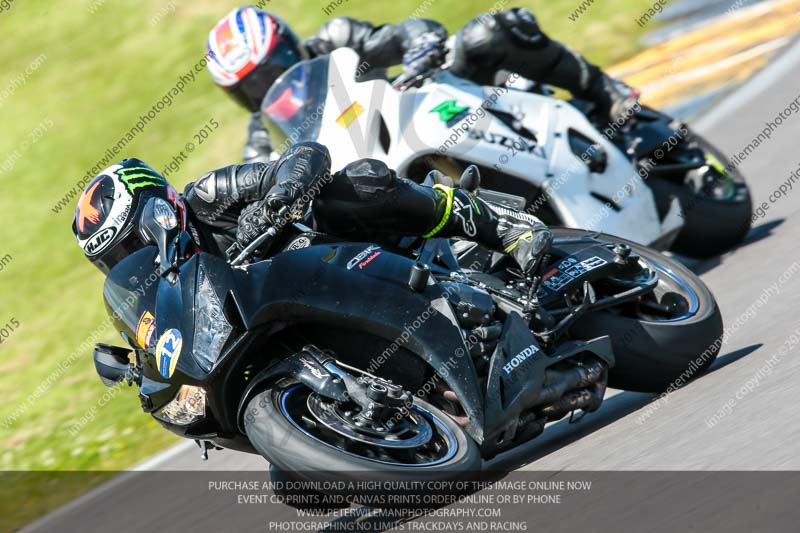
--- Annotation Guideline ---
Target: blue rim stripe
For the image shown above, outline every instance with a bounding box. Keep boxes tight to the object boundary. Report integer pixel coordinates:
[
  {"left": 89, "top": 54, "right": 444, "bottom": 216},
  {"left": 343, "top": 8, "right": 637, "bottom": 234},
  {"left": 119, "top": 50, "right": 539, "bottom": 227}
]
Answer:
[
  {"left": 279, "top": 384, "right": 458, "bottom": 467},
  {"left": 647, "top": 260, "right": 699, "bottom": 322}
]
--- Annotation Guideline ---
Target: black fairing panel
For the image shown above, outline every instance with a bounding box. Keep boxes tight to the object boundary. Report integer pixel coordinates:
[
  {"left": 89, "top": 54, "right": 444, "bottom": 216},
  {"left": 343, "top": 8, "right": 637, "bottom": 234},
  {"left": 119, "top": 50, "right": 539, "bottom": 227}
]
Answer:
[
  {"left": 625, "top": 115, "right": 681, "bottom": 159},
  {"left": 483, "top": 313, "right": 615, "bottom": 456},
  {"left": 227, "top": 243, "right": 487, "bottom": 441},
  {"left": 103, "top": 246, "right": 160, "bottom": 347},
  {"left": 105, "top": 249, "right": 209, "bottom": 414}
]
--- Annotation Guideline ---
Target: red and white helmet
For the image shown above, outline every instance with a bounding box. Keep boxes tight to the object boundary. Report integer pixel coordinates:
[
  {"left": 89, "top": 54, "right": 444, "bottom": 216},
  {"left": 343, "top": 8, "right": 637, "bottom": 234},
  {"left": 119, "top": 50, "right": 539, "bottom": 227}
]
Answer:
[{"left": 207, "top": 6, "right": 304, "bottom": 111}]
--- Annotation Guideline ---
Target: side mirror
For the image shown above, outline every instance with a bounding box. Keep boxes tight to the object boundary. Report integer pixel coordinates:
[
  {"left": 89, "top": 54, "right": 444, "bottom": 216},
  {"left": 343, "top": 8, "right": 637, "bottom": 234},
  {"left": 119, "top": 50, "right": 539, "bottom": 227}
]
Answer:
[
  {"left": 139, "top": 197, "right": 180, "bottom": 276},
  {"left": 93, "top": 343, "right": 132, "bottom": 387}
]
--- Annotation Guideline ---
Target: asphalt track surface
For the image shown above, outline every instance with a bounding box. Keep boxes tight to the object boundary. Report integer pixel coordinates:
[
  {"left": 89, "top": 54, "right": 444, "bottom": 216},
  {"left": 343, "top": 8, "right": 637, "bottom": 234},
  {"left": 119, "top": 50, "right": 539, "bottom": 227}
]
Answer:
[{"left": 21, "top": 41, "right": 800, "bottom": 533}]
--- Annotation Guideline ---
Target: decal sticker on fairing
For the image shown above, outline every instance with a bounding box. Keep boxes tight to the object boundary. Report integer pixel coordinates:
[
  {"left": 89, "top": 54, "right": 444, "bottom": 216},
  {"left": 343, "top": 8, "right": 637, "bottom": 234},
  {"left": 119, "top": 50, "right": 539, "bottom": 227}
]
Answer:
[
  {"left": 156, "top": 329, "right": 183, "bottom": 379},
  {"left": 542, "top": 256, "right": 608, "bottom": 292},
  {"left": 503, "top": 344, "right": 540, "bottom": 374},
  {"left": 347, "top": 245, "right": 382, "bottom": 270},
  {"left": 336, "top": 101, "right": 364, "bottom": 128},
  {"left": 430, "top": 100, "right": 470, "bottom": 126},
  {"left": 468, "top": 129, "right": 545, "bottom": 158},
  {"left": 135, "top": 311, "right": 156, "bottom": 348}
]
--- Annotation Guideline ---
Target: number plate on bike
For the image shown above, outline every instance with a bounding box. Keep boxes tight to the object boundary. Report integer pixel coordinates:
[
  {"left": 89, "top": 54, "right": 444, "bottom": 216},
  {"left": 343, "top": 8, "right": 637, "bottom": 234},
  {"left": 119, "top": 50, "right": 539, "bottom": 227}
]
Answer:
[{"left": 541, "top": 255, "right": 610, "bottom": 293}]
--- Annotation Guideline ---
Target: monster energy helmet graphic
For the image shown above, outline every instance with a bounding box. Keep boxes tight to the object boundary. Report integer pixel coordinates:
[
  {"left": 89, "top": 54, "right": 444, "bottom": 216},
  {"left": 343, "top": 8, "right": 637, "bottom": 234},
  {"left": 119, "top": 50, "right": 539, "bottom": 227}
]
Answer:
[
  {"left": 73, "top": 158, "right": 171, "bottom": 272},
  {"left": 117, "top": 162, "right": 168, "bottom": 194}
]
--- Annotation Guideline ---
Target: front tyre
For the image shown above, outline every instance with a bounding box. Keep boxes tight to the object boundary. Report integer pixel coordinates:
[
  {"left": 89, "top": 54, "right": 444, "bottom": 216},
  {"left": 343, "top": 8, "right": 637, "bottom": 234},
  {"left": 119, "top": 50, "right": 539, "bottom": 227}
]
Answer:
[{"left": 244, "top": 379, "right": 480, "bottom": 491}]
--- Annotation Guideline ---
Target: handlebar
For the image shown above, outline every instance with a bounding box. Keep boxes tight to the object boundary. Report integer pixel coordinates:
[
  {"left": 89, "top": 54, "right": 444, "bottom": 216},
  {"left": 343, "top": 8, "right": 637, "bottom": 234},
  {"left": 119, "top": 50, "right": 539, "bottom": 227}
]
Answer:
[{"left": 229, "top": 226, "right": 280, "bottom": 266}]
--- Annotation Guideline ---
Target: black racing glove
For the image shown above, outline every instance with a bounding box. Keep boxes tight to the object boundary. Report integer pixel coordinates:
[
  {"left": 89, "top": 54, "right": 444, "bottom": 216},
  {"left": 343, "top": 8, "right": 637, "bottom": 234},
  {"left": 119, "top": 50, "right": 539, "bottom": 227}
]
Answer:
[
  {"left": 235, "top": 199, "right": 280, "bottom": 251},
  {"left": 235, "top": 142, "right": 332, "bottom": 249},
  {"left": 400, "top": 32, "right": 447, "bottom": 85}
]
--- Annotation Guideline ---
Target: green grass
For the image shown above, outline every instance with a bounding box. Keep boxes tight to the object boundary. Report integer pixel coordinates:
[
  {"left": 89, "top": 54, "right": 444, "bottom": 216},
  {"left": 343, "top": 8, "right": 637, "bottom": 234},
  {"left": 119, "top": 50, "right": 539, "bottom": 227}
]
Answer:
[{"left": 0, "top": 0, "right": 656, "bottom": 527}]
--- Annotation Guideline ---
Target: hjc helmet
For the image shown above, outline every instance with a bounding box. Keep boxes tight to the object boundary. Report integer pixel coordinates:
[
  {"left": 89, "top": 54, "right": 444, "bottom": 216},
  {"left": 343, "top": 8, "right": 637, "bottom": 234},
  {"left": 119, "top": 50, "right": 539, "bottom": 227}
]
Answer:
[
  {"left": 207, "top": 6, "right": 304, "bottom": 112},
  {"left": 72, "top": 159, "right": 186, "bottom": 274}
]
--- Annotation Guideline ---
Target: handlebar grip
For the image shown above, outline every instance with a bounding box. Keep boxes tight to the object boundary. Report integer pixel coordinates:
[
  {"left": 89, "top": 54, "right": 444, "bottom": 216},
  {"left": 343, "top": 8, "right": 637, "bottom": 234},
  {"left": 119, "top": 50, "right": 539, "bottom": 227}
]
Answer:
[{"left": 228, "top": 205, "right": 293, "bottom": 266}]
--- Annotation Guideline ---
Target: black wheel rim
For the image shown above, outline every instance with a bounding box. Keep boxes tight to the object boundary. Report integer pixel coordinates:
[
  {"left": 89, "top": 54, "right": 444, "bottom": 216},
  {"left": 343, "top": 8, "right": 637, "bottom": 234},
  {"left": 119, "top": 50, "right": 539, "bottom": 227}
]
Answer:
[{"left": 278, "top": 384, "right": 458, "bottom": 467}]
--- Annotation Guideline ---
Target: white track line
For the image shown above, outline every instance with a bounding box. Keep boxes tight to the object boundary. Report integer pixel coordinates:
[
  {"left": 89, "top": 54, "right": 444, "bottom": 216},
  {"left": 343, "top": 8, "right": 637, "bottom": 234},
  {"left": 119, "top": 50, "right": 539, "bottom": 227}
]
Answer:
[
  {"left": 130, "top": 439, "right": 196, "bottom": 471},
  {"left": 694, "top": 38, "right": 800, "bottom": 131}
]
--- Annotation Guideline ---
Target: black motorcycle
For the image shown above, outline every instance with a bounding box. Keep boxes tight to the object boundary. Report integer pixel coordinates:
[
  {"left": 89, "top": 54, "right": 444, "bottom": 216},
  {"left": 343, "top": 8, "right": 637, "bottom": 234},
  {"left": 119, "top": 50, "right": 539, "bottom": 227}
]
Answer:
[{"left": 94, "top": 174, "right": 722, "bottom": 485}]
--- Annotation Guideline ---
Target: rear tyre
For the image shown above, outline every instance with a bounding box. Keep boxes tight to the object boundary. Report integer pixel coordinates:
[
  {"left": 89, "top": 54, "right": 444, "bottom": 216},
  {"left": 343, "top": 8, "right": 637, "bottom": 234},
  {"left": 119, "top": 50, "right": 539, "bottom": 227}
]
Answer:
[
  {"left": 561, "top": 229, "right": 723, "bottom": 392},
  {"left": 651, "top": 135, "right": 752, "bottom": 258}
]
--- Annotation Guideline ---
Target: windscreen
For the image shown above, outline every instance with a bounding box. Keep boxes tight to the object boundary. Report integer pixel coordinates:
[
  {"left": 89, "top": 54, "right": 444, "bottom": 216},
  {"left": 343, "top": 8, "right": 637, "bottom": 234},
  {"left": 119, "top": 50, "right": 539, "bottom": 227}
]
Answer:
[
  {"left": 103, "top": 246, "right": 160, "bottom": 346},
  {"left": 260, "top": 56, "right": 330, "bottom": 148}
]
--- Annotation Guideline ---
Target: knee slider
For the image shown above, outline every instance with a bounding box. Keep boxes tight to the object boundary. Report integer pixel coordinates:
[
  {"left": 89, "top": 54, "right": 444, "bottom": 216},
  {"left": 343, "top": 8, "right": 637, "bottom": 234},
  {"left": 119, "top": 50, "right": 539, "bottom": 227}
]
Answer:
[
  {"left": 496, "top": 8, "right": 548, "bottom": 49},
  {"left": 340, "top": 158, "right": 396, "bottom": 200}
]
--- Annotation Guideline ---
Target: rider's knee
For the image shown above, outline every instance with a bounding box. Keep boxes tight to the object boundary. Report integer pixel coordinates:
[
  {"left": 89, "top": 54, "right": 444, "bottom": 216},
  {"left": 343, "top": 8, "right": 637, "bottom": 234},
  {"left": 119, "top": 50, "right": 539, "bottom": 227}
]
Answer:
[
  {"left": 494, "top": 8, "right": 549, "bottom": 49},
  {"left": 335, "top": 158, "right": 396, "bottom": 201}
]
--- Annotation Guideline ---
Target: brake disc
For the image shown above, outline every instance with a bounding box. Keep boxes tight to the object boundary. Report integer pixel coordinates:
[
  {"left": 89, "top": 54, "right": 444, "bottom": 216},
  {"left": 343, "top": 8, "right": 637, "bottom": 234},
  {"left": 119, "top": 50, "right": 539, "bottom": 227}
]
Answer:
[{"left": 306, "top": 394, "right": 433, "bottom": 449}]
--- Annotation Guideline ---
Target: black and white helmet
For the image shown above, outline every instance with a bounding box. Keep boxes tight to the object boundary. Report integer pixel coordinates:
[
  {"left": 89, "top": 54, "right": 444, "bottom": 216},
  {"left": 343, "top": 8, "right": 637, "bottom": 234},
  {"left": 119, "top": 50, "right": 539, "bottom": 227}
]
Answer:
[{"left": 72, "top": 158, "right": 184, "bottom": 274}]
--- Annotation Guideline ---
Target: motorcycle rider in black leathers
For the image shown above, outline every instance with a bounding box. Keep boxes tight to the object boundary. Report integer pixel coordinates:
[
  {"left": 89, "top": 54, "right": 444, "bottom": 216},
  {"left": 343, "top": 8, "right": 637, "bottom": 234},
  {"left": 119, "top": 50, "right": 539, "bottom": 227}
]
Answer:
[
  {"left": 186, "top": 142, "right": 551, "bottom": 272},
  {"left": 73, "top": 143, "right": 551, "bottom": 278},
  {"left": 206, "top": 6, "right": 639, "bottom": 163}
]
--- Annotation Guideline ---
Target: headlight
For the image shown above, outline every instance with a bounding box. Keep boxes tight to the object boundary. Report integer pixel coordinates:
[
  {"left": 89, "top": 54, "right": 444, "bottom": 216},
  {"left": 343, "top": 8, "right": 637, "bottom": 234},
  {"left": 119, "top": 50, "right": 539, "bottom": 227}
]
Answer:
[
  {"left": 153, "top": 385, "right": 206, "bottom": 425},
  {"left": 193, "top": 265, "right": 232, "bottom": 372}
]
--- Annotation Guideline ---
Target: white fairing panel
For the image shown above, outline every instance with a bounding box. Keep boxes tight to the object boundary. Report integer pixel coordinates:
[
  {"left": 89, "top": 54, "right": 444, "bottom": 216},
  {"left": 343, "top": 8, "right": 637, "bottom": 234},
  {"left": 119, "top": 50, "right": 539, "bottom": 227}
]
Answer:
[{"left": 288, "top": 48, "right": 679, "bottom": 246}]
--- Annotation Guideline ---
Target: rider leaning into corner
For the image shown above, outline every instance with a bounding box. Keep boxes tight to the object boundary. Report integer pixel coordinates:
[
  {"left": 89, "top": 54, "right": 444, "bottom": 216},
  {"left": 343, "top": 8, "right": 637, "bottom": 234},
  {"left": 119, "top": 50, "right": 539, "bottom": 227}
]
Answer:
[
  {"left": 72, "top": 143, "right": 552, "bottom": 280},
  {"left": 206, "top": 5, "right": 641, "bottom": 164}
]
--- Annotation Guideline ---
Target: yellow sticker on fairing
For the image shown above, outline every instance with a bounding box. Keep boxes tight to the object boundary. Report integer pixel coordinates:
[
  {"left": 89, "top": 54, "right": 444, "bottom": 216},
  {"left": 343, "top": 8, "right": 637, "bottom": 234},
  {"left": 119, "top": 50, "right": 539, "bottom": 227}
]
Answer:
[
  {"left": 155, "top": 329, "right": 183, "bottom": 379},
  {"left": 336, "top": 102, "right": 364, "bottom": 128},
  {"left": 135, "top": 311, "right": 156, "bottom": 348}
]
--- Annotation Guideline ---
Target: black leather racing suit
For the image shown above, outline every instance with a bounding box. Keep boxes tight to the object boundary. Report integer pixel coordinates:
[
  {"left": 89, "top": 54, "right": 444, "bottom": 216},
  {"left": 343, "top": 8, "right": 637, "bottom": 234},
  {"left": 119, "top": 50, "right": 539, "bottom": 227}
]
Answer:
[
  {"left": 185, "top": 142, "right": 550, "bottom": 273},
  {"left": 243, "top": 7, "right": 633, "bottom": 163}
]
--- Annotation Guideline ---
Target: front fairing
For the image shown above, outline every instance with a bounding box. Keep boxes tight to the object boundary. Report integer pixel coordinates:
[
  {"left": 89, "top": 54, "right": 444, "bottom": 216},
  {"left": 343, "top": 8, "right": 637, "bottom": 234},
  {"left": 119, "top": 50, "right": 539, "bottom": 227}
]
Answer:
[
  {"left": 105, "top": 250, "right": 207, "bottom": 414},
  {"left": 103, "top": 246, "right": 161, "bottom": 348},
  {"left": 105, "top": 241, "right": 486, "bottom": 443}
]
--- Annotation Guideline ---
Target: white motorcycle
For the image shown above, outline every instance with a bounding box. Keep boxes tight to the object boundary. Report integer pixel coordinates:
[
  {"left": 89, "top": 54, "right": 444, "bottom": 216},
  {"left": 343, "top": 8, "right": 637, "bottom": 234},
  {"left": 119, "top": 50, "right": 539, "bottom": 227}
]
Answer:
[{"left": 261, "top": 48, "right": 752, "bottom": 257}]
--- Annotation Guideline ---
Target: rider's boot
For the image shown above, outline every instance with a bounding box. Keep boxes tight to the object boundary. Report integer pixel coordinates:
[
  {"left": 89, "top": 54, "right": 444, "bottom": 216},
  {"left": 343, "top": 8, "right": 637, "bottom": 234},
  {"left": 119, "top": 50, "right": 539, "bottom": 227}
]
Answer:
[{"left": 431, "top": 187, "right": 553, "bottom": 275}]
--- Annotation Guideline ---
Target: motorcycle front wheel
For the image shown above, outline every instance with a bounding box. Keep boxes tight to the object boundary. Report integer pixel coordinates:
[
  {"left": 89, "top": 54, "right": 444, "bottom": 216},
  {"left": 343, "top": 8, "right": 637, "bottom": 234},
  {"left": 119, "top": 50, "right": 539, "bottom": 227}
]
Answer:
[{"left": 244, "top": 377, "right": 481, "bottom": 503}]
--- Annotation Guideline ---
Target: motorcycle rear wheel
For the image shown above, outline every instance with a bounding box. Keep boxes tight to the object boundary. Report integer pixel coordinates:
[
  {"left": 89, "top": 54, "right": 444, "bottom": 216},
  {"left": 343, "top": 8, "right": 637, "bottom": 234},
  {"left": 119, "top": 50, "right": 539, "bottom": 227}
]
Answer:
[
  {"left": 651, "top": 134, "right": 753, "bottom": 258},
  {"left": 562, "top": 229, "right": 723, "bottom": 392}
]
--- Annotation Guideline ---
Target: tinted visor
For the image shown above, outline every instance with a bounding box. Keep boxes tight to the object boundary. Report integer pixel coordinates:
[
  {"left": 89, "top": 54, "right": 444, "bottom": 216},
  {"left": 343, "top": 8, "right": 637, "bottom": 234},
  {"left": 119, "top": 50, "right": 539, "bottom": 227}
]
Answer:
[{"left": 91, "top": 228, "right": 150, "bottom": 275}]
